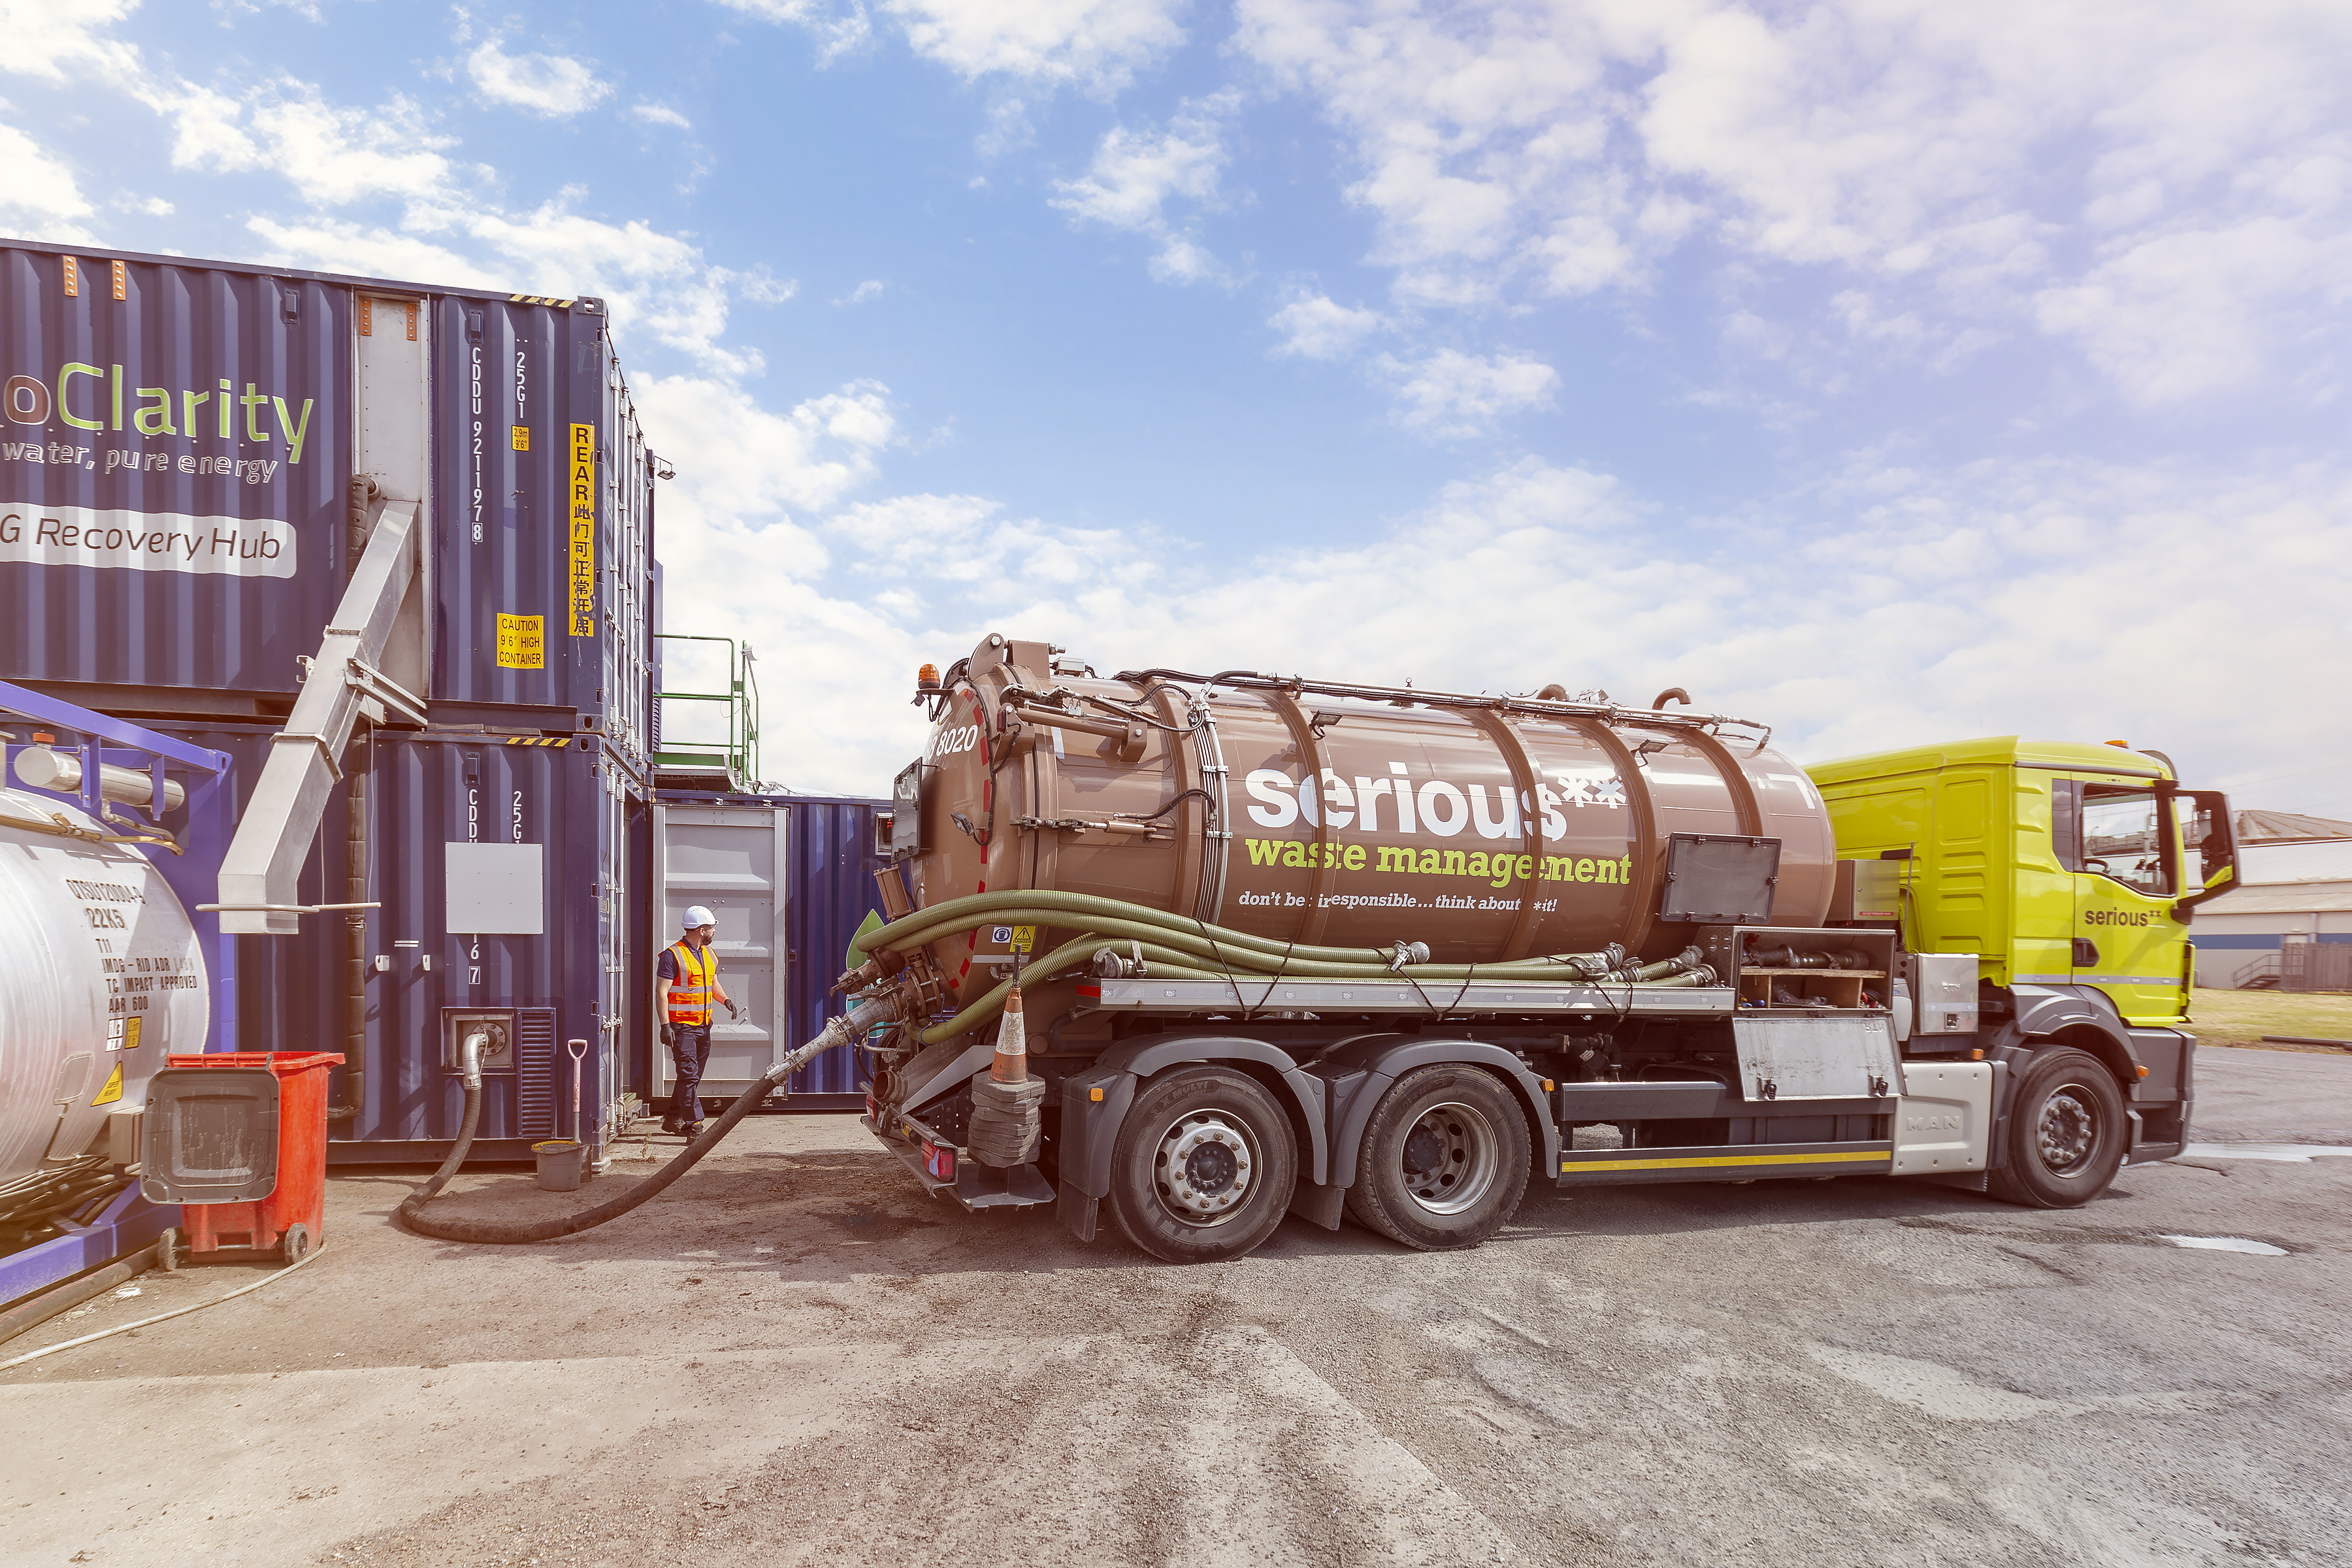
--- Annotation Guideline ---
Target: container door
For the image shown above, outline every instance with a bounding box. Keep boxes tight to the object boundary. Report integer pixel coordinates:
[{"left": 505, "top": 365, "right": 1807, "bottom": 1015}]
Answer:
[
  {"left": 2063, "top": 777, "right": 2187, "bottom": 1024},
  {"left": 655, "top": 803, "right": 789, "bottom": 1106}
]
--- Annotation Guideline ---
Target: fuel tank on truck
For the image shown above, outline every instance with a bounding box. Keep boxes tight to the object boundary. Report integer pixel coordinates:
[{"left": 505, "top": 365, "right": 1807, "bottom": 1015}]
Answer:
[
  {"left": 0, "top": 790, "right": 206, "bottom": 1192},
  {"left": 898, "top": 635, "right": 1835, "bottom": 1012}
]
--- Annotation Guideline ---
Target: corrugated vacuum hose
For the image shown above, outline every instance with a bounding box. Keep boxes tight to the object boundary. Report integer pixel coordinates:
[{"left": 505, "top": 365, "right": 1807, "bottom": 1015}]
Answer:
[{"left": 397, "top": 1002, "right": 892, "bottom": 1244}]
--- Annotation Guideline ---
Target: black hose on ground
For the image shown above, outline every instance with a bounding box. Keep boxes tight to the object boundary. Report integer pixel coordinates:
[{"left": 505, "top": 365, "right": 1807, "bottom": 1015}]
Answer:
[
  {"left": 397, "top": 1062, "right": 777, "bottom": 1244},
  {"left": 396, "top": 1000, "right": 892, "bottom": 1244}
]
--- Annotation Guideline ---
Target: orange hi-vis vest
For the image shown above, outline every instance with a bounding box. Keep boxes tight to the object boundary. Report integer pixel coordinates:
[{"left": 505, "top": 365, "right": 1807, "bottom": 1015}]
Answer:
[{"left": 665, "top": 940, "right": 716, "bottom": 1026}]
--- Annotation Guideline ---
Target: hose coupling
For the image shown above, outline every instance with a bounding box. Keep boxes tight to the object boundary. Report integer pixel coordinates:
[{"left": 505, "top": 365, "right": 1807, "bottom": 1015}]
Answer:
[
  {"left": 767, "top": 980, "right": 921, "bottom": 1090},
  {"left": 1091, "top": 941, "right": 1149, "bottom": 979},
  {"left": 1384, "top": 939, "right": 1431, "bottom": 972},
  {"left": 459, "top": 1030, "right": 487, "bottom": 1090},
  {"left": 831, "top": 947, "right": 909, "bottom": 995}
]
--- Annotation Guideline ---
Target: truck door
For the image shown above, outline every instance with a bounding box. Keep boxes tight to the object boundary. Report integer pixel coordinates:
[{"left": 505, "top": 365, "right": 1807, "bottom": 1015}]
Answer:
[{"left": 2059, "top": 779, "right": 2187, "bottom": 1024}]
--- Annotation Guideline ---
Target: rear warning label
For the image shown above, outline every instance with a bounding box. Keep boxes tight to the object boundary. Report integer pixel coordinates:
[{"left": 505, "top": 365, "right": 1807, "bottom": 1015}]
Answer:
[
  {"left": 568, "top": 422, "right": 595, "bottom": 635},
  {"left": 0, "top": 504, "right": 295, "bottom": 577}
]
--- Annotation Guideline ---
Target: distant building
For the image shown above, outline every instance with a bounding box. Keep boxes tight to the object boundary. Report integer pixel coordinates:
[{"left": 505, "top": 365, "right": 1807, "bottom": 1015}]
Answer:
[{"left": 2194, "top": 817, "right": 2352, "bottom": 990}]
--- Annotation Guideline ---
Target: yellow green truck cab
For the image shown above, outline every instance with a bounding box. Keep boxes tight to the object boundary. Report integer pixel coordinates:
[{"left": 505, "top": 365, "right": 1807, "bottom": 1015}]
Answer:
[{"left": 1808, "top": 737, "right": 2238, "bottom": 1181}]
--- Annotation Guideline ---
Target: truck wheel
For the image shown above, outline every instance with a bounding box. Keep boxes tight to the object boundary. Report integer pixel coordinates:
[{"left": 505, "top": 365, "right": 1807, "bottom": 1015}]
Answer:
[
  {"left": 1988, "top": 1047, "right": 2128, "bottom": 1208},
  {"left": 1345, "top": 1067, "right": 1530, "bottom": 1250},
  {"left": 1107, "top": 1068, "right": 1298, "bottom": 1264}
]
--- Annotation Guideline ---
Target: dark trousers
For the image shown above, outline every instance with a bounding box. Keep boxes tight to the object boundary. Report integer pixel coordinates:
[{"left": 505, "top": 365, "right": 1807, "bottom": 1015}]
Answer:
[{"left": 670, "top": 1024, "right": 712, "bottom": 1126}]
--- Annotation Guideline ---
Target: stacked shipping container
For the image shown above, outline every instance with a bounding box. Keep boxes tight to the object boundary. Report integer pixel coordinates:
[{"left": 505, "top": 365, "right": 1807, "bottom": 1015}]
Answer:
[{"left": 1, "top": 239, "right": 657, "bottom": 1160}]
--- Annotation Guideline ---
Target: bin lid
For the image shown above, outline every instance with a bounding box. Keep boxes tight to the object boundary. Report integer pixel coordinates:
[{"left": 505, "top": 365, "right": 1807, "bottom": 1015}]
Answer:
[{"left": 167, "top": 1052, "right": 345, "bottom": 1075}]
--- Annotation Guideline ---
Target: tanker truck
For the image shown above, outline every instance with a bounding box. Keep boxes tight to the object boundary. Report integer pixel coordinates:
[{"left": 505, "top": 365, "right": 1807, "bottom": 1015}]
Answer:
[{"left": 840, "top": 635, "right": 2235, "bottom": 1264}]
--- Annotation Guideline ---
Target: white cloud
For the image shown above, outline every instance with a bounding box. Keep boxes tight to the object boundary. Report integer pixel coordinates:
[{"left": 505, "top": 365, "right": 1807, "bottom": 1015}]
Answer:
[
  {"left": 1380, "top": 349, "right": 1560, "bottom": 436},
  {"left": 835, "top": 279, "right": 885, "bottom": 305},
  {"left": 0, "top": 120, "right": 96, "bottom": 237},
  {"left": 676, "top": 451, "right": 2352, "bottom": 800},
  {"left": 1051, "top": 94, "right": 1235, "bottom": 284},
  {"left": 161, "top": 84, "right": 457, "bottom": 204},
  {"left": 738, "top": 267, "right": 800, "bottom": 304},
  {"left": 465, "top": 39, "right": 613, "bottom": 117},
  {"left": 630, "top": 103, "right": 692, "bottom": 129},
  {"left": 2, "top": 7, "right": 765, "bottom": 382},
  {"left": 711, "top": 0, "right": 874, "bottom": 62},
  {"left": 250, "top": 197, "right": 766, "bottom": 378},
  {"left": 244, "top": 215, "right": 480, "bottom": 284},
  {"left": 2035, "top": 216, "right": 2352, "bottom": 404},
  {"left": 1053, "top": 120, "right": 1222, "bottom": 229},
  {"left": 252, "top": 90, "right": 457, "bottom": 204},
  {"left": 1269, "top": 292, "right": 1384, "bottom": 359},
  {"left": 0, "top": 0, "right": 140, "bottom": 84},
  {"left": 883, "top": 0, "right": 1186, "bottom": 90},
  {"left": 1232, "top": 0, "right": 2352, "bottom": 401},
  {"left": 638, "top": 376, "right": 898, "bottom": 529}
]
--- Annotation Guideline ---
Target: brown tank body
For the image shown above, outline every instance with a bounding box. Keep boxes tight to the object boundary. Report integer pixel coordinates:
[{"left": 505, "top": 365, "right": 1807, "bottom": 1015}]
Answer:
[{"left": 901, "top": 635, "right": 1835, "bottom": 1011}]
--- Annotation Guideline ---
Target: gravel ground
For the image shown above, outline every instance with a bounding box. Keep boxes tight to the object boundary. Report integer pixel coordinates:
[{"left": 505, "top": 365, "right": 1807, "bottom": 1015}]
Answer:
[{"left": 3, "top": 1041, "right": 2347, "bottom": 1568}]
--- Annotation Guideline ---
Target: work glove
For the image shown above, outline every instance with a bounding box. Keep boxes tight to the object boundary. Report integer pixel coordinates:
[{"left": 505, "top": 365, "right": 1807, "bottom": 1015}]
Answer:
[
  {"left": 726, "top": 1000, "right": 742, "bottom": 1022},
  {"left": 661, "top": 1023, "right": 676, "bottom": 1049}
]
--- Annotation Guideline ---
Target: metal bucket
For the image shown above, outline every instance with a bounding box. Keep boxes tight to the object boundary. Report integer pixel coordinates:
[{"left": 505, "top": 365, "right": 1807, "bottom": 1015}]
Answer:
[{"left": 532, "top": 1139, "right": 584, "bottom": 1192}]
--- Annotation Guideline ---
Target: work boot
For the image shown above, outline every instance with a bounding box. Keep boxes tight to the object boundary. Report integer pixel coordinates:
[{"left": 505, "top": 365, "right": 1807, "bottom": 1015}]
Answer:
[{"left": 684, "top": 1120, "right": 707, "bottom": 1139}]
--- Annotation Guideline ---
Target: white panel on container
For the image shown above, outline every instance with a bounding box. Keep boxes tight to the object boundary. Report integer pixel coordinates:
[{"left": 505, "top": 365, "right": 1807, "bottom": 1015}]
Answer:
[
  {"left": 653, "top": 804, "right": 789, "bottom": 1100},
  {"left": 445, "top": 841, "right": 545, "bottom": 934}
]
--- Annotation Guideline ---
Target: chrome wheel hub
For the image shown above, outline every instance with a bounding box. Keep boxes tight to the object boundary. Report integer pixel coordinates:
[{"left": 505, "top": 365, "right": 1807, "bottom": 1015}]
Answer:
[
  {"left": 1400, "top": 1101, "right": 1499, "bottom": 1216},
  {"left": 2037, "top": 1090, "right": 2097, "bottom": 1173},
  {"left": 1156, "top": 1112, "right": 1256, "bottom": 1225}
]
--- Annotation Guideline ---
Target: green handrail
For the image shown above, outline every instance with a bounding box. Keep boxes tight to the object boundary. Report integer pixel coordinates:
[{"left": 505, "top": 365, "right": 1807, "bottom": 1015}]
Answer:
[{"left": 653, "top": 634, "right": 760, "bottom": 791}]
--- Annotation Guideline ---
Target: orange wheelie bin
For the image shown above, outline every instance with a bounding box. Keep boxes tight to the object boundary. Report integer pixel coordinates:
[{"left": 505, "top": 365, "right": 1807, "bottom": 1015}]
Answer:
[{"left": 144, "top": 1052, "right": 342, "bottom": 1266}]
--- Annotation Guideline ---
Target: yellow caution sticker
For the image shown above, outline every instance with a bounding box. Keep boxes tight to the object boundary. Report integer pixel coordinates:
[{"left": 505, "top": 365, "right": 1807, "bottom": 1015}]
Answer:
[
  {"left": 1009, "top": 925, "right": 1036, "bottom": 954},
  {"left": 496, "top": 612, "right": 546, "bottom": 670},
  {"left": 93, "top": 1062, "right": 123, "bottom": 1106},
  {"left": 511, "top": 423, "right": 530, "bottom": 451}
]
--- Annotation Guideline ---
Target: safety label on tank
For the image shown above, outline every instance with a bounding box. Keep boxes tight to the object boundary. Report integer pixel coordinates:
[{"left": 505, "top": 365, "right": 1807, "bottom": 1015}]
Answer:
[
  {"left": 0, "top": 504, "right": 295, "bottom": 577},
  {"left": 92, "top": 1063, "right": 123, "bottom": 1106}
]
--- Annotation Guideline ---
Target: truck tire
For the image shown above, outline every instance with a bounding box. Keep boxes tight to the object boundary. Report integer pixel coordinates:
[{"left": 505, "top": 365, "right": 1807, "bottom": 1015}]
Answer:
[
  {"left": 1106, "top": 1068, "right": 1298, "bottom": 1264},
  {"left": 1345, "top": 1066, "right": 1530, "bottom": 1250},
  {"left": 1988, "top": 1047, "right": 2129, "bottom": 1208}
]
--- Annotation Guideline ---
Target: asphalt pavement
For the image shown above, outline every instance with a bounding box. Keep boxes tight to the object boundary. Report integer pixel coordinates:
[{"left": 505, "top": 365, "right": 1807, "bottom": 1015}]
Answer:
[{"left": 3, "top": 1041, "right": 2347, "bottom": 1568}]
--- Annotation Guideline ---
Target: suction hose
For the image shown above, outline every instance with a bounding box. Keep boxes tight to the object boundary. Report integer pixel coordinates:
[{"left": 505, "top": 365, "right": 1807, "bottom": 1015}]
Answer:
[{"left": 397, "top": 1000, "right": 890, "bottom": 1244}]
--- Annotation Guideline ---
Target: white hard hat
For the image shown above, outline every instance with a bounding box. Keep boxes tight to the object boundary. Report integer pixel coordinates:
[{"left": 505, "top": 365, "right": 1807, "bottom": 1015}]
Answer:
[{"left": 683, "top": 906, "right": 717, "bottom": 930}]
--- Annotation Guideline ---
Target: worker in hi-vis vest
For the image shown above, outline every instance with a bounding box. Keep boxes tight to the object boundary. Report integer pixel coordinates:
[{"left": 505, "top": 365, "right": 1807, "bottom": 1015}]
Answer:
[{"left": 659, "top": 906, "right": 740, "bottom": 1137}]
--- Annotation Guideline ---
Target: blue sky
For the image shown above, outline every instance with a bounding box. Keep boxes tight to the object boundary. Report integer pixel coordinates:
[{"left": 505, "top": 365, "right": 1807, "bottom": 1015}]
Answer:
[{"left": 3, "top": 0, "right": 2347, "bottom": 810}]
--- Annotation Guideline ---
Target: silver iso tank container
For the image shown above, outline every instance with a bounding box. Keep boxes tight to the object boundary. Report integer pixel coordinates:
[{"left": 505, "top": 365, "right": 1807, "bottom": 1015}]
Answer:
[
  {"left": 0, "top": 789, "right": 207, "bottom": 1190},
  {"left": 0, "top": 240, "right": 652, "bottom": 771}
]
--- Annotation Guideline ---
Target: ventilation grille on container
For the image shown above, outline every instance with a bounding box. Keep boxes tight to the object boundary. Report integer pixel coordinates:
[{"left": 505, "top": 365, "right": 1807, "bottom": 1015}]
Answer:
[{"left": 516, "top": 1007, "right": 558, "bottom": 1136}]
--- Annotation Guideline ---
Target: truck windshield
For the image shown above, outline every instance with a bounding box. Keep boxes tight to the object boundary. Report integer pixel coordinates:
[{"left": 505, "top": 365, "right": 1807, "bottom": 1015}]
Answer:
[{"left": 2078, "top": 787, "right": 2172, "bottom": 896}]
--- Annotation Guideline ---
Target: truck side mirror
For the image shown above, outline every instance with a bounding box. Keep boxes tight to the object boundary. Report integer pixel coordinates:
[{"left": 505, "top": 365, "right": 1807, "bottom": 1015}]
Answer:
[{"left": 2168, "top": 788, "right": 2236, "bottom": 918}]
